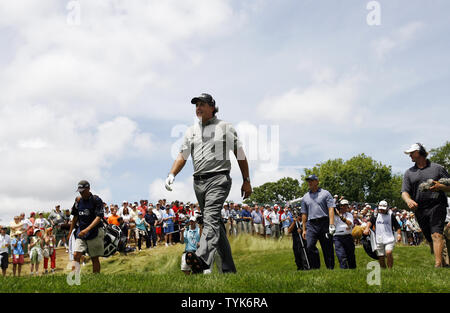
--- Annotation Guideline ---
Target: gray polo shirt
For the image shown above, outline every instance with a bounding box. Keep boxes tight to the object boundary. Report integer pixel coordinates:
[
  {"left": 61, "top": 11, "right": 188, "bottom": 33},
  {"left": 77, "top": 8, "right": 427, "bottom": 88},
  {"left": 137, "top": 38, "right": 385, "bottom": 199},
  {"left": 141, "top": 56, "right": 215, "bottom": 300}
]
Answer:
[
  {"left": 180, "top": 116, "right": 243, "bottom": 176},
  {"left": 301, "top": 188, "right": 335, "bottom": 221},
  {"left": 401, "top": 160, "right": 449, "bottom": 210}
]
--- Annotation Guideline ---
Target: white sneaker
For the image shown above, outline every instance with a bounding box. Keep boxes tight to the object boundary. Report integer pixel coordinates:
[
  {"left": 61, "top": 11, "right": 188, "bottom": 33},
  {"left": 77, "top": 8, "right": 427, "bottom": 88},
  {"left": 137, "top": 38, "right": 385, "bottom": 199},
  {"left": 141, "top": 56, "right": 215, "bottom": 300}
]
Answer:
[
  {"left": 203, "top": 269, "right": 212, "bottom": 275},
  {"left": 165, "top": 243, "right": 169, "bottom": 247}
]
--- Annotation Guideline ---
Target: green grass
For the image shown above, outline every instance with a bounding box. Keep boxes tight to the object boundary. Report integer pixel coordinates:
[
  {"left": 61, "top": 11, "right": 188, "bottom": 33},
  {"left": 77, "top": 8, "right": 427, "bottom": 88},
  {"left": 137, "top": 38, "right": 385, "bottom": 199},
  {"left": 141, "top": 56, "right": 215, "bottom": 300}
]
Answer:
[{"left": 1, "top": 235, "right": 449, "bottom": 293}]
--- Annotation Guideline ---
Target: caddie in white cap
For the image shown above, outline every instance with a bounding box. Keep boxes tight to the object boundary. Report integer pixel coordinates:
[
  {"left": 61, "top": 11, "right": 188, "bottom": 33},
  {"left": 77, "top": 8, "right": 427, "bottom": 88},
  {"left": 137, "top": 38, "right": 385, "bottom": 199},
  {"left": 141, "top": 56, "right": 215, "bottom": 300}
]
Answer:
[{"left": 401, "top": 142, "right": 450, "bottom": 267}]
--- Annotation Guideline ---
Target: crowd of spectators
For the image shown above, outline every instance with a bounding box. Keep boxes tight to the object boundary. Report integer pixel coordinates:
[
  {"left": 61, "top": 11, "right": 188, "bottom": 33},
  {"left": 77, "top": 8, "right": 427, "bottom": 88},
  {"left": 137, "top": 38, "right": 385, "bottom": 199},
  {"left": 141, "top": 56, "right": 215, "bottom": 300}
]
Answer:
[{"left": 0, "top": 194, "right": 442, "bottom": 276}]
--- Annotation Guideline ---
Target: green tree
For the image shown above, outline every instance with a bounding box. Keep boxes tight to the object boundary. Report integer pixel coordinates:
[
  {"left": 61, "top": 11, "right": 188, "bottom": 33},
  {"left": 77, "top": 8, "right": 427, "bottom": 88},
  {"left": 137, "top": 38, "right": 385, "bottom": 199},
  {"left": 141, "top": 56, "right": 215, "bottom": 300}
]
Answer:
[
  {"left": 429, "top": 141, "right": 450, "bottom": 172},
  {"left": 300, "top": 154, "right": 407, "bottom": 209},
  {"left": 246, "top": 177, "right": 302, "bottom": 205}
]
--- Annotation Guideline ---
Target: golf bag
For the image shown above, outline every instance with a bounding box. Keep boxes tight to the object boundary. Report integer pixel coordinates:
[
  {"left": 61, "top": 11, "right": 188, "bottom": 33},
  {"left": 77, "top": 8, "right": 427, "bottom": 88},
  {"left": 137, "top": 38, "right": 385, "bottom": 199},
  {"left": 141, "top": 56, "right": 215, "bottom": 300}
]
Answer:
[
  {"left": 361, "top": 230, "right": 378, "bottom": 260},
  {"left": 102, "top": 220, "right": 127, "bottom": 257},
  {"left": 293, "top": 221, "right": 311, "bottom": 270}
]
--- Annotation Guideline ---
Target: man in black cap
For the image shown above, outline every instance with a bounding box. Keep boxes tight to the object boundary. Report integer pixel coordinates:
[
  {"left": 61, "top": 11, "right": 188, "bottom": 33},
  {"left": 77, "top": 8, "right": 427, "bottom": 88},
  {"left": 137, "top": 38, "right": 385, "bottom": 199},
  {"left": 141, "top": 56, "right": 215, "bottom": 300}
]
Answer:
[
  {"left": 68, "top": 180, "right": 105, "bottom": 273},
  {"left": 164, "top": 93, "right": 252, "bottom": 273},
  {"left": 301, "top": 174, "right": 336, "bottom": 269}
]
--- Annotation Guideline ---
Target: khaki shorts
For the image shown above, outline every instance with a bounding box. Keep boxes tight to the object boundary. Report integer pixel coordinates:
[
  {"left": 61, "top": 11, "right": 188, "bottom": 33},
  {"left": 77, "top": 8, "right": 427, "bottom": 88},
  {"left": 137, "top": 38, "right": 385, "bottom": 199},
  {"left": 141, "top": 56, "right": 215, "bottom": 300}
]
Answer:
[
  {"left": 254, "top": 223, "right": 263, "bottom": 235},
  {"left": 74, "top": 227, "right": 105, "bottom": 257},
  {"left": 376, "top": 241, "right": 395, "bottom": 257}
]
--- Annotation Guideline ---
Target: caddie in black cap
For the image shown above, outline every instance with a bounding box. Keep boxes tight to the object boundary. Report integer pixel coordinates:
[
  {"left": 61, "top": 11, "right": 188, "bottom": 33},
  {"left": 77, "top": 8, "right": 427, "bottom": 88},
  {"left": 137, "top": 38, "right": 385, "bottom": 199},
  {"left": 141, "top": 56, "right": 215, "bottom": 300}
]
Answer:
[
  {"left": 76, "top": 180, "right": 90, "bottom": 192},
  {"left": 305, "top": 174, "right": 319, "bottom": 181},
  {"left": 69, "top": 179, "right": 105, "bottom": 274}
]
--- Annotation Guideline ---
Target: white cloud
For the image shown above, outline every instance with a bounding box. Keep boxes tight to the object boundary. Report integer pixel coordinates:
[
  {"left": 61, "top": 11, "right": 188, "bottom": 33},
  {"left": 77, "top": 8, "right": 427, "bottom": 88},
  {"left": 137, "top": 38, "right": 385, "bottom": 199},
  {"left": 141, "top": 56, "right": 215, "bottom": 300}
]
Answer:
[
  {"left": 0, "top": 0, "right": 240, "bottom": 222},
  {"left": 372, "top": 21, "right": 425, "bottom": 60},
  {"left": 257, "top": 72, "right": 366, "bottom": 125}
]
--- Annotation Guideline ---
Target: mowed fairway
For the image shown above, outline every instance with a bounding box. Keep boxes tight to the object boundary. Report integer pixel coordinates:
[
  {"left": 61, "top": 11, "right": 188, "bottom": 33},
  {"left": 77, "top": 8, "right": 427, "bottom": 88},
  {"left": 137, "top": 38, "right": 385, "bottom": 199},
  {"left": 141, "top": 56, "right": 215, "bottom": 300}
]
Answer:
[{"left": 1, "top": 235, "right": 449, "bottom": 293}]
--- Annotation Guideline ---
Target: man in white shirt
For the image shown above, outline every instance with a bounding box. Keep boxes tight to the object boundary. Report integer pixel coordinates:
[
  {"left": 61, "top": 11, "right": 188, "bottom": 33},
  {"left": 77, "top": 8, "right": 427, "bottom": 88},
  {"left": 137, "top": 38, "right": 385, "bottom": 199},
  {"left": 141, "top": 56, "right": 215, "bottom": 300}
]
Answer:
[
  {"left": 154, "top": 203, "right": 164, "bottom": 244},
  {"left": 263, "top": 206, "right": 272, "bottom": 239},
  {"left": 34, "top": 212, "right": 50, "bottom": 230},
  {"left": 333, "top": 200, "right": 356, "bottom": 269},
  {"left": 0, "top": 226, "right": 11, "bottom": 276},
  {"left": 268, "top": 207, "right": 280, "bottom": 239},
  {"left": 443, "top": 198, "right": 450, "bottom": 265},
  {"left": 119, "top": 201, "right": 129, "bottom": 217}
]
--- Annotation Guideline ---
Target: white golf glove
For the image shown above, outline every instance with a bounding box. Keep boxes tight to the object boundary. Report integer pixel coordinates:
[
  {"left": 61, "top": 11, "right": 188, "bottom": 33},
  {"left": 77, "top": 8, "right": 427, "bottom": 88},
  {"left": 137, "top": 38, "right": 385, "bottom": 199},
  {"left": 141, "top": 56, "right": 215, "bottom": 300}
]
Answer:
[
  {"left": 165, "top": 173, "right": 175, "bottom": 191},
  {"left": 329, "top": 224, "right": 336, "bottom": 236}
]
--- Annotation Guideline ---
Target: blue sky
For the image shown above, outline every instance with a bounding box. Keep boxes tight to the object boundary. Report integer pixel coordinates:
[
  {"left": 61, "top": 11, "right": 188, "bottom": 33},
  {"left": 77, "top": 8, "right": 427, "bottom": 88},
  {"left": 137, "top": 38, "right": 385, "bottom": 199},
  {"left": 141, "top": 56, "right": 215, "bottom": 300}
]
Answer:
[{"left": 0, "top": 0, "right": 449, "bottom": 223}]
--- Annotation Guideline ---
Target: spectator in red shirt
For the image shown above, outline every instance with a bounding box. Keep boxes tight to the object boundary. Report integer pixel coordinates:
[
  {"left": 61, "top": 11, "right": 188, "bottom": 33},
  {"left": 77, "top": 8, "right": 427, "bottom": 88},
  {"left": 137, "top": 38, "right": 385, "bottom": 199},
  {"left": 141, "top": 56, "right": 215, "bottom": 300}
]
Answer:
[{"left": 138, "top": 200, "right": 147, "bottom": 217}]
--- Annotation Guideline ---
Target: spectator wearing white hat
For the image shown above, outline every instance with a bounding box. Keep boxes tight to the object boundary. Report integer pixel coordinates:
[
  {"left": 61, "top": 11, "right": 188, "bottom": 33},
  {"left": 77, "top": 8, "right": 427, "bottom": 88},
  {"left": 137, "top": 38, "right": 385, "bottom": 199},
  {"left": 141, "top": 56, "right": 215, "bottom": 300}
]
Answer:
[
  {"left": 333, "top": 200, "right": 356, "bottom": 269},
  {"left": 364, "top": 201, "right": 401, "bottom": 269},
  {"left": 401, "top": 142, "right": 450, "bottom": 267},
  {"left": 29, "top": 228, "right": 44, "bottom": 275}
]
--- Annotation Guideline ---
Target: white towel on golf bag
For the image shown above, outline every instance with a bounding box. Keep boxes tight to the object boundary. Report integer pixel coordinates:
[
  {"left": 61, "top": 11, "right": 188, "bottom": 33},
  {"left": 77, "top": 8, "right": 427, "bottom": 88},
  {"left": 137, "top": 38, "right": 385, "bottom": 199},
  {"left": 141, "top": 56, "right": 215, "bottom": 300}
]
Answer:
[{"left": 369, "top": 229, "right": 377, "bottom": 252}]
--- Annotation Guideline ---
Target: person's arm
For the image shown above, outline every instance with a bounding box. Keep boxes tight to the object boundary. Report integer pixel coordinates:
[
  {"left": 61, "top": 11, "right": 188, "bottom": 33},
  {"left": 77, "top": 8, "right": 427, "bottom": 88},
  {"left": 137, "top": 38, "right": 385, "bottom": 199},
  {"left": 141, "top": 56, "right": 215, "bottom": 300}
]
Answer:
[
  {"left": 328, "top": 207, "right": 335, "bottom": 226},
  {"left": 68, "top": 215, "right": 78, "bottom": 240},
  {"left": 402, "top": 192, "right": 418, "bottom": 210},
  {"left": 78, "top": 216, "right": 102, "bottom": 238},
  {"left": 363, "top": 221, "right": 373, "bottom": 235},
  {"left": 302, "top": 213, "right": 307, "bottom": 239},
  {"left": 429, "top": 182, "right": 450, "bottom": 192},
  {"left": 235, "top": 150, "right": 252, "bottom": 199},
  {"left": 169, "top": 153, "right": 187, "bottom": 177},
  {"left": 340, "top": 213, "right": 353, "bottom": 227},
  {"left": 288, "top": 216, "right": 300, "bottom": 234}
]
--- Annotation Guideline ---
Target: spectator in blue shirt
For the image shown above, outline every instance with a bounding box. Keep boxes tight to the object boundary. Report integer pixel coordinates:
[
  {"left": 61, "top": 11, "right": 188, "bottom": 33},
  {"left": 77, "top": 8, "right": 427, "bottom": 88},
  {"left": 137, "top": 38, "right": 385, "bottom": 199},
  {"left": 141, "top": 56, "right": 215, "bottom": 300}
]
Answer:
[
  {"left": 11, "top": 232, "right": 26, "bottom": 277},
  {"left": 241, "top": 205, "right": 252, "bottom": 234},
  {"left": 281, "top": 208, "right": 293, "bottom": 236},
  {"left": 163, "top": 207, "right": 175, "bottom": 246},
  {"left": 181, "top": 216, "right": 201, "bottom": 275}
]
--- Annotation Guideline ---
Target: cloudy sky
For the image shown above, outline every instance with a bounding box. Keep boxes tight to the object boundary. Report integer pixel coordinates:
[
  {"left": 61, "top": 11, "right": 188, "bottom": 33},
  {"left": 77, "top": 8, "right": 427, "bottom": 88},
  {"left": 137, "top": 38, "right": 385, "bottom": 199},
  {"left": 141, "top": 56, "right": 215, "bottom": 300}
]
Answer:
[{"left": 0, "top": 0, "right": 449, "bottom": 223}]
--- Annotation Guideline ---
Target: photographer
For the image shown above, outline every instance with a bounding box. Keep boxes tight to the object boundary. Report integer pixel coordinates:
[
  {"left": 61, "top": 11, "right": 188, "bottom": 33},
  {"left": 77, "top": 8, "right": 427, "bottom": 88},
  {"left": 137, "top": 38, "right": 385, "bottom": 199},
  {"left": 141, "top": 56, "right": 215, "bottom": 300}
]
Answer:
[
  {"left": 181, "top": 216, "right": 201, "bottom": 275},
  {"left": 333, "top": 200, "right": 356, "bottom": 269},
  {"left": 48, "top": 205, "right": 65, "bottom": 248}
]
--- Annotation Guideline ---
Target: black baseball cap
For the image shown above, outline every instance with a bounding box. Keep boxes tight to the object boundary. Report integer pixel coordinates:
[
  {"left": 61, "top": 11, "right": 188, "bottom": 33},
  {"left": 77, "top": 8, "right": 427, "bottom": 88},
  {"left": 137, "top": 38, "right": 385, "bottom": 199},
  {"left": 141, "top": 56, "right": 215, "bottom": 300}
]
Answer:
[
  {"left": 77, "top": 180, "right": 90, "bottom": 192},
  {"left": 305, "top": 174, "right": 319, "bottom": 181},
  {"left": 191, "top": 93, "right": 215, "bottom": 106}
]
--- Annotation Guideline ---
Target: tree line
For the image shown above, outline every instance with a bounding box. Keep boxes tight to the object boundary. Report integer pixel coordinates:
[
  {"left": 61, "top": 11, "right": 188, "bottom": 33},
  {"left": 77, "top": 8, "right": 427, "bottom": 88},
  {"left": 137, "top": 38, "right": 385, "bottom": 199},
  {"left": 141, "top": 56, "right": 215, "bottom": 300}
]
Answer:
[{"left": 245, "top": 141, "right": 449, "bottom": 210}]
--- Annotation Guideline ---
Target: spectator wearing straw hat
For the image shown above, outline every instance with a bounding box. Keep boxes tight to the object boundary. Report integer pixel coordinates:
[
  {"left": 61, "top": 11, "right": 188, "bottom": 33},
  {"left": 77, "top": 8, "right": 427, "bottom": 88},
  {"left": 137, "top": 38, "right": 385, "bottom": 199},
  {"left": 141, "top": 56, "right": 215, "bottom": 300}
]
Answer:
[
  {"left": 11, "top": 231, "right": 26, "bottom": 277},
  {"left": 29, "top": 228, "right": 44, "bottom": 275}
]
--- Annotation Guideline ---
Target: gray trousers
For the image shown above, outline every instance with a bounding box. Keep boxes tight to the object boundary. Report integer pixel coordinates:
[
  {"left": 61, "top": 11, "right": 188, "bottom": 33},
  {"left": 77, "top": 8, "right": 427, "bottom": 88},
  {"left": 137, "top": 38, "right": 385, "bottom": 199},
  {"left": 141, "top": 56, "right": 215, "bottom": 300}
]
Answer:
[{"left": 194, "top": 173, "right": 236, "bottom": 273}]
